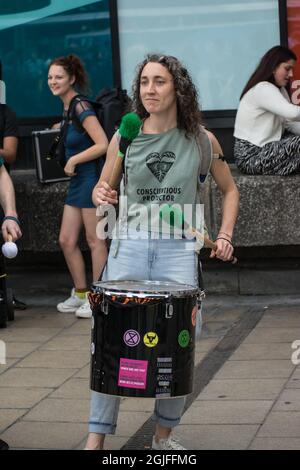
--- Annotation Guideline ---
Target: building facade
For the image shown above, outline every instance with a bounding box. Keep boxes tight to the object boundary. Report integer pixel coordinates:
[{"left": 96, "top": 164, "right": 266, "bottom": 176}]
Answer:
[{"left": 0, "top": 0, "right": 297, "bottom": 168}]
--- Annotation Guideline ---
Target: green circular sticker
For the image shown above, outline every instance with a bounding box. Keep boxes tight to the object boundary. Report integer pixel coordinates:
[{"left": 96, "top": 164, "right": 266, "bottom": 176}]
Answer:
[{"left": 178, "top": 330, "right": 190, "bottom": 348}]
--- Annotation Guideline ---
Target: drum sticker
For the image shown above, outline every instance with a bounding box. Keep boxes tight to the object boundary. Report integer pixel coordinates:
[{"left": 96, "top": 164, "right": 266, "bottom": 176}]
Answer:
[
  {"left": 123, "top": 329, "right": 140, "bottom": 347},
  {"left": 118, "top": 358, "right": 148, "bottom": 390},
  {"left": 178, "top": 329, "right": 190, "bottom": 348},
  {"left": 156, "top": 357, "right": 172, "bottom": 397},
  {"left": 143, "top": 331, "right": 159, "bottom": 348},
  {"left": 191, "top": 306, "right": 197, "bottom": 327}
]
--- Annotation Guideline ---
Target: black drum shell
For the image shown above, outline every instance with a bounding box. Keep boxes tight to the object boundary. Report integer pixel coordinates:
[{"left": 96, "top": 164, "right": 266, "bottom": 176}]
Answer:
[{"left": 90, "top": 290, "right": 197, "bottom": 398}]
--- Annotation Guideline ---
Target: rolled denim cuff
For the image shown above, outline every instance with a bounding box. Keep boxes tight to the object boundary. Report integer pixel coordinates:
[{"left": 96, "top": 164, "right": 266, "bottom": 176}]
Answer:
[{"left": 88, "top": 421, "right": 117, "bottom": 435}]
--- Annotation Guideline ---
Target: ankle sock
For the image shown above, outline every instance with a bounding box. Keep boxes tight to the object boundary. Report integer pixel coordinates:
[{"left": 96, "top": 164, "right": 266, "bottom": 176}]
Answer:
[{"left": 75, "top": 289, "right": 88, "bottom": 300}]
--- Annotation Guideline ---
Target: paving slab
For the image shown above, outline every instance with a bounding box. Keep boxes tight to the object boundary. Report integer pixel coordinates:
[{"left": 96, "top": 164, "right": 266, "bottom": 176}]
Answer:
[
  {"left": 204, "top": 307, "right": 245, "bottom": 322},
  {"left": 243, "top": 327, "right": 300, "bottom": 344},
  {"left": 273, "top": 389, "right": 300, "bottom": 411},
  {"left": 282, "top": 366, "right": 300, "bottom": 389},
  {"left": 74, "top": 364, "right": 90, "bottom": 379},
  {"left": 194, "top": 351, "right": 207, "bottom": 364},
  {"left": 0, "top": 367, "right": 76, "bottom": 388},
  {"left": 50, "top": 378, "right": 90, "bottom": 399},
  {"left": 214, "top": 360, "right": 295, "bottom": 379},
  {"left": 16, "top": 350, "right": 90, "bottom": 369},
  {"left": 201, "top": 321, "right": 233, "bottom": 339},
  {"left": 0, "top": 409, "right": 27, "bottom": 432},
  {"left": 0, "top": 421, "right": 87, "bottom": 449},
  {"left": 257, "top": 317, "right": 300, "bottom": 328},
  {"left": 229, "top": 342, "right": 294, "bottom": 361},
  {"left": 58, "top": 321, "right": 91, "bottom": 336},
  {"left": 261, "top": 306, "right": 300, "bottom": 317},
  {"left": 257, "top": 412, "right": 300, "bottom": 437},
  {"left": 40, "top": 335, "right": 90, "bottom": 351},
  {"left": 257, "top": 306, "right": 300, "bottom": 322},
  {"left": 177, "top": 424, "right": 259, "bottom": 450},
  {"left": 1, "top": 297, "right": 299, "bottom": 450},
  {"left": 180, "top": 400, "right": 273, "bottom": 425},
  {"left": 23, "top": 398, "right": 90, "bottom": 422},
  {"left": 0, "top": 358, "right": 19, "bottom": 374},
  {"left": 193, "top": 338, "right": 219, "bottom": 353},
  {"left": 197, "top": 378, "right": 287, "bottom": 401},
  {"left": 249, "top": 437, "right": 300, "bottom": 450},
  {"left": 0, "top": 387, "right": 50, "bottom": 408},
  {"left": 4, "top": 342, "right": 41, "bottom": 358},
  {"left": 9, "top": 311, "right": 76, "bottom": 329},
  {"left": 0, "top": 327, "right": 61, "bottom": 343}
]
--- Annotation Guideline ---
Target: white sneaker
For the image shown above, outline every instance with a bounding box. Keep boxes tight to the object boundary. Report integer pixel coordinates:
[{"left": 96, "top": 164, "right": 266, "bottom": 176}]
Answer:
[
  {"left": 57, "top": 288, "right": 86, "bottom": 313},
  {"left": 151, "top": 434, "right": 186, "bottom": 450},
  {"left": 75, "top": 296, "right": 92, "bottom": 318}
]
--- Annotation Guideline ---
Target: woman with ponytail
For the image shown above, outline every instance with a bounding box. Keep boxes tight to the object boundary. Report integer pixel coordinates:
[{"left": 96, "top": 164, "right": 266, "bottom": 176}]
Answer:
[{"left": 48, "top": 54, "right": 108, "bottom": 318}]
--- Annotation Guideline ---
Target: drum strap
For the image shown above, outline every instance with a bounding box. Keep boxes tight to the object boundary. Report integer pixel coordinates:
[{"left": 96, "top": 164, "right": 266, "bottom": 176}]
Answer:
[{"left": 197, "top": 253, "right": 205, "bottom": 297}]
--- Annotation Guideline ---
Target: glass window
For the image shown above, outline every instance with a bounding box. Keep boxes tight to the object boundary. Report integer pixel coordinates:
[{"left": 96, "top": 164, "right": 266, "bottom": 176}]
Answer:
[
  {"left": 0, "top": 0, "right": 114, "bottom": 117},
  {"left": 288, "top": 0, "right": 300, "bottom": 80},
  {"left": 118, "top": 0, "right": 280, "bottom": 110}
]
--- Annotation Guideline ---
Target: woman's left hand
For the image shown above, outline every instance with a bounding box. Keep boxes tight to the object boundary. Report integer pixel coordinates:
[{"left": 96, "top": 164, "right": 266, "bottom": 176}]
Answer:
[
  {"left": 64, "top": 158, "right": 77, "bottom": 177},
  {"left": 210, "top": 237, "right": 234, "bottom": 262}
]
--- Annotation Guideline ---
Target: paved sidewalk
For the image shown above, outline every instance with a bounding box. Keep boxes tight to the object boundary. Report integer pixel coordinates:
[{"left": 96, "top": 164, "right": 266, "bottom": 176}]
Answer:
[{"left": 0, "top": 294, "right": 299, "bottom": 450}]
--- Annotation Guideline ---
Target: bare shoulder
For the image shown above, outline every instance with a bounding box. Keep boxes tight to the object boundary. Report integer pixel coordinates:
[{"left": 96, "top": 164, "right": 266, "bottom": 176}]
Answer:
[{"left": 203, "top": 128, "right": 223, "bottom": 155}]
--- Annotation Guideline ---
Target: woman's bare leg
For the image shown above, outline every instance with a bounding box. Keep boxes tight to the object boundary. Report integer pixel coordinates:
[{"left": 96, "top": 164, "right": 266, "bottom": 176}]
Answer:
[
  {"left": 82, "top": 208, "right": 108, "bottom": 282},
  {"left": 59, "top": 205, "right": 87, "bottom": 289}
]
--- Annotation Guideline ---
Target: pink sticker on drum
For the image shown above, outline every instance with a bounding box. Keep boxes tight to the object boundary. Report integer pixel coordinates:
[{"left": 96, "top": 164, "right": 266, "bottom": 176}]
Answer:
[{"left": 118, "top": 358, "right": 148, "bottom": 390}]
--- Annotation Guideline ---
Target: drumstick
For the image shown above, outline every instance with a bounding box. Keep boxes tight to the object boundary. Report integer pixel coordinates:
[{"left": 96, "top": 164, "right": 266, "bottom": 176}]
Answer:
[
  {"left": 108, "top": 112, "right": 142, "bottom": 189},
  {"left": 159, "top": 205, "right": 237, "bottom": 264}
]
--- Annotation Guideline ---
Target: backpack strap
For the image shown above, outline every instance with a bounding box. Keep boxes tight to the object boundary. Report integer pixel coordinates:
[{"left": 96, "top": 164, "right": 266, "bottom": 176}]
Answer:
[{"left": 67, "top": 94, "right": 97, "bottom": 134}]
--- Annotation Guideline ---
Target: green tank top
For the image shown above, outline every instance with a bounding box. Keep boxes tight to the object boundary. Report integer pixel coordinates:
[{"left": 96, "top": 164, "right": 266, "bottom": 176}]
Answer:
[{"left": 119, "top": 126, "right": 212, "bottom": 235}]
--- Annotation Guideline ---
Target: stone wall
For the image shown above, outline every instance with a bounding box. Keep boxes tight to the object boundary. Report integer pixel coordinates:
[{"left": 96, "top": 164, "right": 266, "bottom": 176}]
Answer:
[
  {"left": 11, "top": 167, "right": 300, "bottom": 252},
  {"left": 12, "top": 171, "right": 67, "bottom": 252},
  {"left": 205, "top": 167, "right": 300, "bottom": 247}
]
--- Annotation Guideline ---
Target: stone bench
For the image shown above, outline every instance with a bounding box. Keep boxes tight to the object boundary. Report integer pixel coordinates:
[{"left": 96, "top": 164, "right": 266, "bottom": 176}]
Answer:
[
  {"left": 205, "top": 165, "right": 300, "bottom": 247},
  {"left": 11, "top": 166, "right": 300, "bottom": 252},
  {"left": 11, "top": 171, "right": 67, "bottom": 252}
]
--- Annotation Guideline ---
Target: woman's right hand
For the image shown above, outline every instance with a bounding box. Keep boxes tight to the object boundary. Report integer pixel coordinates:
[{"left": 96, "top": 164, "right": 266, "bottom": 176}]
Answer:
[{"left": 93, "top": 181, "right": 118, "bottom": 206}]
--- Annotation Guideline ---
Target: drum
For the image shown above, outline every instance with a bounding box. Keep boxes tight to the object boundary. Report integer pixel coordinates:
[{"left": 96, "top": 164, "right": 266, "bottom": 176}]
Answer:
[{"left": 89, "top": 280, "right": 200, "bottom": 398}]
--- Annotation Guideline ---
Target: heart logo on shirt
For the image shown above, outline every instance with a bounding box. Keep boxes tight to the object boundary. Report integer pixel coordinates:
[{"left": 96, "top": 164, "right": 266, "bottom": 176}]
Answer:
[{"left": 146, "top": 152, "right": 176, "bottom": 182}]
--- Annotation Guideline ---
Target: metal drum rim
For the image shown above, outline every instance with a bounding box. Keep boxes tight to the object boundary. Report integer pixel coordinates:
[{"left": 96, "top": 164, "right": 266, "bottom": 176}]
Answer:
[{"left": 91, "top": 280, "right": 199, "bottom": 298}]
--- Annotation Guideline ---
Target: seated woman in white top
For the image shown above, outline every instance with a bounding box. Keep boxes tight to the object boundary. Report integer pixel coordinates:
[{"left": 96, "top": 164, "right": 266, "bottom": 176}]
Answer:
[{"left": 234, "top": 45, "right": 300, "bottom": 175}]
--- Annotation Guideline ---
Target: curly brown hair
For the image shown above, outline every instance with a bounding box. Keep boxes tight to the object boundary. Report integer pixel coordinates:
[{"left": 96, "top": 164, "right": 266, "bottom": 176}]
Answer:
[
  {"left": 49, "top": 54, "right": 89, "bottom": 94},
  {"left": 131, "top": 54, "right": 202, "bottom": 138}
]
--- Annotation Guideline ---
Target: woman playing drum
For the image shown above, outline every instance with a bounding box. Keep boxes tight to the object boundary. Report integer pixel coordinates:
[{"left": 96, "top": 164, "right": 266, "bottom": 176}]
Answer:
[{"left": 85, "top": 54, "right": 239, "bottom": 450}]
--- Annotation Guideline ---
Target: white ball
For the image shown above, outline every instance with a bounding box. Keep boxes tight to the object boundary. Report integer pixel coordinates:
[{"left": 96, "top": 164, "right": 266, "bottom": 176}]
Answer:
[{"left": 2, "top": 241, "right": 18, "bottom": 259}]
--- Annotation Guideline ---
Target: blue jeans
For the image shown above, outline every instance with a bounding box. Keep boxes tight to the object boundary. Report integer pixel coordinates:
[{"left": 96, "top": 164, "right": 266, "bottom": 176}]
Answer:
[{"left": 89, "top": 235, "right": 199, "bottom": 434}]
